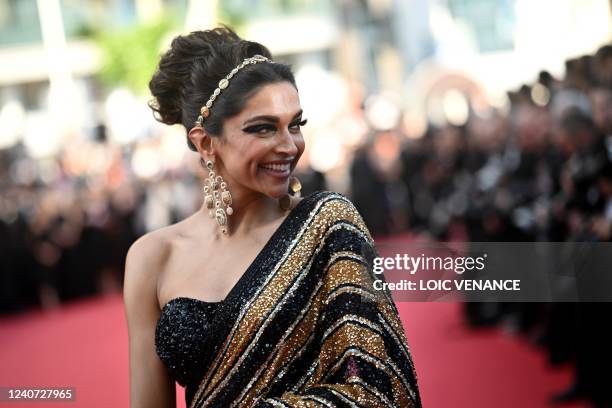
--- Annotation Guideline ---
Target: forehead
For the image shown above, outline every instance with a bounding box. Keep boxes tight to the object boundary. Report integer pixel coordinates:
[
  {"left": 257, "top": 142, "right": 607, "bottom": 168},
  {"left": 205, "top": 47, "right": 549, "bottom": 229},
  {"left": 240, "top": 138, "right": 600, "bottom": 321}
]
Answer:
[{"left": 239, "top": 82, "right": 300, "bottom": 117}]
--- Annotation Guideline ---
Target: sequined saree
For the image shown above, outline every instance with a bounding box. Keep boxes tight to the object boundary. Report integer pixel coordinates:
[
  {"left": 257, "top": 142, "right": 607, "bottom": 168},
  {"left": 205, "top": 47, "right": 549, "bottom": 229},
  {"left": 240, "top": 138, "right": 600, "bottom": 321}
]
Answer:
[{"left": 187, "top": 190, "right": 421, "bottom": 408}]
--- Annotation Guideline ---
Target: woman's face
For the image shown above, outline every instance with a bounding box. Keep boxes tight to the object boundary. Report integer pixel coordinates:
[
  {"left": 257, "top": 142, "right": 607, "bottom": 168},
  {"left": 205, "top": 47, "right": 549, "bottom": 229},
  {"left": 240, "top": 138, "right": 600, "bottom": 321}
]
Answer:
[{"left": 212, "top": 81, "right": 306, "bottom": 200}]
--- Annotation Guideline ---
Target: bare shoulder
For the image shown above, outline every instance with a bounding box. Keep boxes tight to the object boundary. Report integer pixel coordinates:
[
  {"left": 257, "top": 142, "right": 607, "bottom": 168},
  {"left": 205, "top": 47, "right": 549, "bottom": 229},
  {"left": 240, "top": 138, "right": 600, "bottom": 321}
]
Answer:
[
  {"left": 123, "top": 225, "right": 178, "bottom": 309},
  {"left": 125, "top": 227, "right": 172, "bottom": 276}
]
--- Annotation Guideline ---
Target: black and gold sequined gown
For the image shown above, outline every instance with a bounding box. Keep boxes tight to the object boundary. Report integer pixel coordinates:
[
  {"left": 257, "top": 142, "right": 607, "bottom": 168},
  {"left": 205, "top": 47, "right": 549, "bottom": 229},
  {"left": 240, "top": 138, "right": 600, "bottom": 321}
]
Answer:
[{"left": 154, "top": 190, "right": 422, "bottom": 408}]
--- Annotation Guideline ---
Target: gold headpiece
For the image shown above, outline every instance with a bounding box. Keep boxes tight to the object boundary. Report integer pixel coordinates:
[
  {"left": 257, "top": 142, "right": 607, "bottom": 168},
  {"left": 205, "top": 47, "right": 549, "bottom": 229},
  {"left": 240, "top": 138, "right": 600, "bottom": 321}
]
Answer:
[{"left": 194, "top": 54, "right": 272, "bottom": 128}]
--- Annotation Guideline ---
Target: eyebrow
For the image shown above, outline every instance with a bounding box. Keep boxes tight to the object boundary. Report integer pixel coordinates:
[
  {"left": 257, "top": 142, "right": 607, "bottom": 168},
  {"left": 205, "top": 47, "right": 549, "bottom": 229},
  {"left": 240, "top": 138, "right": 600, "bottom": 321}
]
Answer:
[{"left": 242, "top": 109, "right": 303, "bottom": 126}]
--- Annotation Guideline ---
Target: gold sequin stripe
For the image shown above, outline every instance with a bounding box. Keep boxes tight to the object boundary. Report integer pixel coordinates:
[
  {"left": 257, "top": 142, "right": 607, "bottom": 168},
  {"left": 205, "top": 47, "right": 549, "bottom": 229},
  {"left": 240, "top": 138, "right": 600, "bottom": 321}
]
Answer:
[
  {"left": 264, "top": 225, "right": 380, "bottom": 395},
  {"left": 376, "top": 312, "right": 419, "bottom": 377},
  {"left": 323, "top": 260, "right": 419, "bottom": 393},
  {"left": 319, "top": 271, "right": 418, "bottom": 403},
  {"left": 314, "top": 384, "right": 369, "bottom": 406},
  {"left": 264, "top": 399, "right": 292, "bottom": 408},
  {"left": 372, "top": 270, "right": 400, "bottom": 318},
  {"left": 325, "top": 257, "right": 418, "bottom": 386},
  {"left": 214, "top": 238, "right": 326, "bottom": 406},
  {"left": 316, "top": 383, "right": 387, "bottom": 407},
  {"left": 192, "top": 193, "right": 348, "bottom": 406},
  {"left": 320, "top": 286, "right": 416, "bottom": 378},
  {"left": 265, "top": 392, "right": 334, "bottom": 408},
  {"left": 323, "top": 346, "right": 417, "bottom": 406},
  {"left": 324, "top": 266, "right": 416, "bottom": 369},
  {"left": 253, "top": 329, "right": 318, "bottom": 398},
  {"left": 321, "top": 314, "right": 385, "bottom": 341},
  {"left": 323, "top": 282, "right": 416, "bottom": 375},
  {"left": 322, "top": 334, "right": 416, "bottom": 401},
  {"left": 245, "top": 244, "right": 379, "bottom": 407},
  {"left": 309, "top": 259, "right": 418, "bottom": 402},
  {"left": 314, "top": 317, "right": 400, "bottom": 406},
  {"left": 226, "top": 224, "right": 369, "bottom": 405},
  {"left": 318, "top": 326, "right": 413, "bottom": 404},
  {"left": 324, "top": 256, "right": 410, "bottom": 355},
  {"left": 233, "top": 271, "right": 328, "bottom": 406},
  {"left": 377, "top": 312, "right": 415, "bottom": 363},
  {"left": 238, "top": 249, "right": 375, "bottom": 405},
  {"left": 346, "top": 376, "right": 398, "bottom": 408},
  {"left": 317, "top": 323, "right": 390, "bottom": 381},
  {"left": 326, "top": 284, "right": 380, "bottom": 305},
  {"left": 302, "top": 395, "right": 336, "bottom": 408},
  {"left": 266, "top": 256, "right": 412, "bottom": 404}
]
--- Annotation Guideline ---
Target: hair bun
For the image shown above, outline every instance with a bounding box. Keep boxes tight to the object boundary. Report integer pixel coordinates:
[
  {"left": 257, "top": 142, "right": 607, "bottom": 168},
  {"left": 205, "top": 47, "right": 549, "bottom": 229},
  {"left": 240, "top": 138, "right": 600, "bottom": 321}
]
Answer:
[
  {"left": 147, "top": 24, "right": 294, "bottom": 153},
  {"left": 148, "top": 25, "right": 246, "bottom": 126}
]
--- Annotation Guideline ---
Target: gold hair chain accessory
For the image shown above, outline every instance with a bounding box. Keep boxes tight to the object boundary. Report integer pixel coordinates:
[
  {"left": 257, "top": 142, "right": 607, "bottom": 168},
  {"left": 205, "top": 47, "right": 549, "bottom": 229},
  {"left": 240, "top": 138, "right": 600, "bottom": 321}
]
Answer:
[
  {"left": 194, "top": 54, "right": 271, "bottom": 128},
  {"left": 203, "top": 159, "right": 233, "bottom": 234}
]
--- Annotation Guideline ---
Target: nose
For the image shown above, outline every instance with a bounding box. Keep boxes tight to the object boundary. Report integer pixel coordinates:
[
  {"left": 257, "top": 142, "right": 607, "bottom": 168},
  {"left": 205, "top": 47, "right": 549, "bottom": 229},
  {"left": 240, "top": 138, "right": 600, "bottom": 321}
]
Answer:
[{"left": 276, "top": 128, "right": 298, "bottom": 156}]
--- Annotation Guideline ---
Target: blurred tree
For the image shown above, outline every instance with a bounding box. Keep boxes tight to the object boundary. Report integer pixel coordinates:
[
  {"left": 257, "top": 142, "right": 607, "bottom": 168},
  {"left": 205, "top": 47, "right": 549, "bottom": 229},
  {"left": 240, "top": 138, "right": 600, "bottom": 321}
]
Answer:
[
  {"left": 94, "top": 16, "right": 178, "bottom": 94},
  {"left": 218, "top": 0, "right": 248, "bottom": 29}
]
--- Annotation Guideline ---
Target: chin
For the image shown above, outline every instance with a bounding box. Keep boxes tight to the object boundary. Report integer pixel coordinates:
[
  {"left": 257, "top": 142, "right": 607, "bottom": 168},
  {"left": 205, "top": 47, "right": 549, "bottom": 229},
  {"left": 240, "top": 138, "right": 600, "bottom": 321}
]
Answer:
[{"left": 265, "top": 184, "right": 289, "bottom": 199}]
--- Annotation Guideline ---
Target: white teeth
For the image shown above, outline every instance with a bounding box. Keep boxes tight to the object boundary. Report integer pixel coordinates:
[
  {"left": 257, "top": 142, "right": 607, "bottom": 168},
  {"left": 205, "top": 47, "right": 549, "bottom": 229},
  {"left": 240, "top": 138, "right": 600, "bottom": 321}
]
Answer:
[{"left": 261, "top": 163, "right": 289, "bottom": 172}]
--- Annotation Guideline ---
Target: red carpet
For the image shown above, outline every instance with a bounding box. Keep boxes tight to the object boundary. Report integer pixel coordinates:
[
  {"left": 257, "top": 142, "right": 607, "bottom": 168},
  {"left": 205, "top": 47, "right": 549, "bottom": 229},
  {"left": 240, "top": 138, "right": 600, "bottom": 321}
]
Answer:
[
  {"left": 396, "top": 302, "right": 588, "bottom": 408},
  {"left": 0, "top": 293, "right": 589, "bottom": 408}
]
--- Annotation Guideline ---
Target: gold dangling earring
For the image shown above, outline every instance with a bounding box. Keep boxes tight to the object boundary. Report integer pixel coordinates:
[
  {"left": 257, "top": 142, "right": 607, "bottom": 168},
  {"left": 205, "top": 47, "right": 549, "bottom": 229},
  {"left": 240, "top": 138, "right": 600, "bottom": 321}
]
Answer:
[
  {"left": 203, "top": 159, "right": 233, "bottom": 234},
  {"left": 279, "top": 176, "right": 302, "bottom": 211}
]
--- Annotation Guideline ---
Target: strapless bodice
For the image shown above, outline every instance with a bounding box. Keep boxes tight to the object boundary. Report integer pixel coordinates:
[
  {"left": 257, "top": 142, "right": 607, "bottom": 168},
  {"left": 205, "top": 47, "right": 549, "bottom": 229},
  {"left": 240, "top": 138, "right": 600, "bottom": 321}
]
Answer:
[{"left": 154, "top": 297, "right": 221, "bottom": 388}]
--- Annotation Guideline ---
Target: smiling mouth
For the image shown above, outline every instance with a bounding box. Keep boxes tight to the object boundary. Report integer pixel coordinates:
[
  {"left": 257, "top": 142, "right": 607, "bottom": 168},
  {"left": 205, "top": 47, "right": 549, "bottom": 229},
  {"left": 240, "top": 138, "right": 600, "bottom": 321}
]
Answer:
[
  {"left": 258, "top": 160, "right": 293, "bottom": 178},
  {"left": 259, "top": 163, "right": 290, "bottom": 171}
]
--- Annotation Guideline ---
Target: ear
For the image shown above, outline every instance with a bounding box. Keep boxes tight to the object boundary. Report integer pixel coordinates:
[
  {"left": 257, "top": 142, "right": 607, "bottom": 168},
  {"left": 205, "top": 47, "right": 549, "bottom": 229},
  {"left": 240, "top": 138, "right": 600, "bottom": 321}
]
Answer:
[{"left": 188, "top": 126, "right": 216, "bottom": 161}]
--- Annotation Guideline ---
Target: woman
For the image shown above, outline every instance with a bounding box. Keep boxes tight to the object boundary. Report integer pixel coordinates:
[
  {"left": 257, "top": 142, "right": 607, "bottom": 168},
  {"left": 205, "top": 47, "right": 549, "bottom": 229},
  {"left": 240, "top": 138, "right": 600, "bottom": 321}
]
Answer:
[{"left": 123, "top": 25, "right": 422, "bottom": 408}]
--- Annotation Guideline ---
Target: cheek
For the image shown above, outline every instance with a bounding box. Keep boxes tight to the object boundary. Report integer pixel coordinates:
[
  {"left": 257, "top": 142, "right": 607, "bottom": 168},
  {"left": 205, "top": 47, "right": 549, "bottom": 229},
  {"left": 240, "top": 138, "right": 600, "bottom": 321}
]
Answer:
[
  {"left": 238, "top": 141, "right": 272, "bottom": 169},
  {"left": 295, "top": 134, "right": 306, "bottom": 152}
]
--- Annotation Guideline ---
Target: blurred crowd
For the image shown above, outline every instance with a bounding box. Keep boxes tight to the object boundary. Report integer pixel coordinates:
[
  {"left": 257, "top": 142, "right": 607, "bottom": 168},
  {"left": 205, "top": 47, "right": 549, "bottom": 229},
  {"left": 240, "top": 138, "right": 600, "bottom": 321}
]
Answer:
[
  {"left": 352, "top": 46, "right": 612, "bottom": 243},
  {"left": 1, "top": 41, "right": 611, "bottom": 406},
  {"left": 1, "top": 140, "right": 147, "bottom": 312},
  {"left": 349, "top": 44, "right": 612, "bottom": 408}
]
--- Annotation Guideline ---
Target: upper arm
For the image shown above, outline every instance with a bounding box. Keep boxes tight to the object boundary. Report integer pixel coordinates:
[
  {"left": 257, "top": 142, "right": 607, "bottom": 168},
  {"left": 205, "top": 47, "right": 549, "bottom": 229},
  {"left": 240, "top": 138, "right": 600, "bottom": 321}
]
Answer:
[{"left": 123, "top": 233, "right": 176, "bottom": 408}]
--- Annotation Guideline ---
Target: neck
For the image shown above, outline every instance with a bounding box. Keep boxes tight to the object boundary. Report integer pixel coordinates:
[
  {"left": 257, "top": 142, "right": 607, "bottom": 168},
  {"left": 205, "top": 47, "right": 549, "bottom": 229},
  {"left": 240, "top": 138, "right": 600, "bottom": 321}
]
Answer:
[{"left": 198, "top": 189, "right": 287, "bottom": 239}]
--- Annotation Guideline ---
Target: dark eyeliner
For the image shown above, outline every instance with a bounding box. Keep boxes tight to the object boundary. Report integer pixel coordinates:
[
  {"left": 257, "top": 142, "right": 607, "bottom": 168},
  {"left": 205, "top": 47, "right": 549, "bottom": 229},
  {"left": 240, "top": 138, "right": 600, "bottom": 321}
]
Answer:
[
  {"left": 291, "top": 119, "right": 308, "bottom": 128},
  {"left": 242, "top": 124, "right": 275, "bottom": 133}
]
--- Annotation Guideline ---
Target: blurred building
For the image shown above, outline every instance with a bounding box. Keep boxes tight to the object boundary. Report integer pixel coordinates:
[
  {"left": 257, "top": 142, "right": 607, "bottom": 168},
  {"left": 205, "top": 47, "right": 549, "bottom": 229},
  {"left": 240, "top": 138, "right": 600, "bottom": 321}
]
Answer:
[
  {"left": 1, "top": 0, "right": 611, "bottom": 159},
  {"left": 0, "top": 0, "right": 192, "bottom": 155},
  {"left": 402, "top": 0, "right": 612, "bottom": 128}
]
